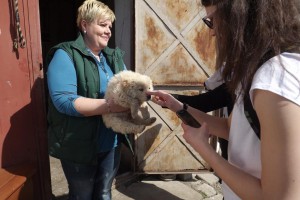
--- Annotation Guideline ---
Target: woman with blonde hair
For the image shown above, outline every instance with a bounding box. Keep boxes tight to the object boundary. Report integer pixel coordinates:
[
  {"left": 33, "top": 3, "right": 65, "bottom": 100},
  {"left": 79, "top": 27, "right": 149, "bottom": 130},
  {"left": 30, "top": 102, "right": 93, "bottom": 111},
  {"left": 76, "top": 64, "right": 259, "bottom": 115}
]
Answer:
[{"left": 46, "top": 0, "right": 129, "bottom": 199}]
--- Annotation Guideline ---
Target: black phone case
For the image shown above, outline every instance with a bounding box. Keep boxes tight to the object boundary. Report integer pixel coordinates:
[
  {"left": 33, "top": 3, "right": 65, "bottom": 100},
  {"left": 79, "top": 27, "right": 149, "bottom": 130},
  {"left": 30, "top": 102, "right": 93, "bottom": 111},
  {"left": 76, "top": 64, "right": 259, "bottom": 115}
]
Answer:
[{"left": 176, "top": 110, "right": 201, "bottom": 128}]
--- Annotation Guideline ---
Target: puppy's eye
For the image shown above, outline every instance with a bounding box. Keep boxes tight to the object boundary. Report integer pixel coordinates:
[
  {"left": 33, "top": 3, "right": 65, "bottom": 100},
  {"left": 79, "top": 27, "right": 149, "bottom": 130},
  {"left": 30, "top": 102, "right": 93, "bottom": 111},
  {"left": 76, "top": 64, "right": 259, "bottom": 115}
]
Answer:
[{"left": 139, "top": 88, "right": 144, "bottom": 92}]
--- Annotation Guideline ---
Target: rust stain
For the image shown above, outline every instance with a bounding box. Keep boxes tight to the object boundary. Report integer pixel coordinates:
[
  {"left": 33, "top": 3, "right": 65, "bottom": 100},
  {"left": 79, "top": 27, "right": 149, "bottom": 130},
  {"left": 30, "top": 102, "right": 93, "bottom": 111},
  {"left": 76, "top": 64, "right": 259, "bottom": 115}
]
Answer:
[
  {"left": 171, "top": 113, "right": 181, "bottom": 125},
  {"left": 142, "top": 15, "right": 171, "bottom": 67},
  {"left": 150, "top": 43, "right": 208, "bottom": 85},
  {"left": 169, "top": 47, "right": 189, "bottom": 74},
  {"left": 163, "top": 0, "right": 200, "bottom": 30},
  {"left": 165, "top": 0, "right": 188, "bottom": 21},
  {"left": 188, "top": 91, "right": 200, "bottom": 96},
  {"left": 191, "top": 23, "right": 216, "bottom": 68},
  {"left": 144, "top": 16, "right": 163, "bottom": 56},
  {"left": 142, "top": 54, "right": 150, "bottom": 66}
]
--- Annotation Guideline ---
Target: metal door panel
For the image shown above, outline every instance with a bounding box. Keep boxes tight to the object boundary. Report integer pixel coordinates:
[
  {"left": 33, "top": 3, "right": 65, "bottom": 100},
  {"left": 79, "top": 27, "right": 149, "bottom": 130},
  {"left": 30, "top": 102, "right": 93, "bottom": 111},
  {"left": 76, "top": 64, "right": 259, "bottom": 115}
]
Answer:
[
  {"left": 135, "top": 0, "right": 216, "bottom": 82},
  {"left": 135, "top": 0, "right": 216, "bottom": 173},
  {"left": 135, "top": 102, "right": 208, "bottom": 173},
  {"left": 148, "top": 44, "right": 208, "bottom": 85},
  {"left": 135, "top": 0, "right": 177, "bottom": 73}
]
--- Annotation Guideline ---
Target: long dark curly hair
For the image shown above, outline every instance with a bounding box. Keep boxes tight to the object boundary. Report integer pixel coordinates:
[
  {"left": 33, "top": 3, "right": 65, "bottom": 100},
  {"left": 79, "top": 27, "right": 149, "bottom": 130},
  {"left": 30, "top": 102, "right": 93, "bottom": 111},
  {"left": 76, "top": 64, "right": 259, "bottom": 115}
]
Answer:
[{"left": 202, "top": 0, "right": 300, "bottom": 98}]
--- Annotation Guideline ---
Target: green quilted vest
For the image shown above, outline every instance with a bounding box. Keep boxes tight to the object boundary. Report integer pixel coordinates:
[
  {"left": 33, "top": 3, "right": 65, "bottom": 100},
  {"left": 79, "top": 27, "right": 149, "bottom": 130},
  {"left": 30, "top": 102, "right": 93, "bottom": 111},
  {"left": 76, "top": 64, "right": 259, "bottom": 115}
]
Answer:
[{"left": 46, "top": 33, "right": 127, "bottom": 164}]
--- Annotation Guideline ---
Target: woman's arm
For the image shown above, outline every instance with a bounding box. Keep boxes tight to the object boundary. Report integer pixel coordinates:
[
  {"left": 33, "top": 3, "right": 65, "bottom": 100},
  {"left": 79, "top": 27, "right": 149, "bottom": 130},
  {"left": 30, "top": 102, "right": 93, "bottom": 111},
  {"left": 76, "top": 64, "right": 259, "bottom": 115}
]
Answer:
[
  {"left": 184, "top": 89, "right": 300, "bottom": 199},
  {"left": 182, "top": 122, "right": 263, "bottom": 200},
  {"left": 73, "top": 97, "right": 126, "bottom": 116},
  {"left": 254, "top": 89, "right": 300, "bottom": 199},
  {"left": 188, "top": 106, "right": 230, "bottom": 140},
  {"left": 177, "top": 83, "right": 233, "bottom": 113},
  {"left": 149, "top": 90, "right": 263, "bottom": 199},
  {"left": 47, "top": 49, "right": 127, "bottom": 117},
  {"left": 148, "top": 90, "right": 230, "bottom": 139},
  {"left": 47, "top": 49, "right": 82, "bottom": 116}
]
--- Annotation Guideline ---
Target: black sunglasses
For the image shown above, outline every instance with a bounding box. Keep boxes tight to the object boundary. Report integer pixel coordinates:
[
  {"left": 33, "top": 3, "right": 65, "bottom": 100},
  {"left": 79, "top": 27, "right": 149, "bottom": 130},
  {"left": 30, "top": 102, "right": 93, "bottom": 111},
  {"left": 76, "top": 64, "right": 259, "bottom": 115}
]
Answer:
[{"left": 202, "top": 16, "right": 213, "bottom": 29}]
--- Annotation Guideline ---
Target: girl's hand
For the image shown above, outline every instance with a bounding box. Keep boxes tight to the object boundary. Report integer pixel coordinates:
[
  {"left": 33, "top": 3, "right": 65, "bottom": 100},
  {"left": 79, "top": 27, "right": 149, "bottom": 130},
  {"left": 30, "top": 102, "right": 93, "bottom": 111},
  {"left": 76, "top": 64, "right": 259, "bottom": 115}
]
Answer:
[
  {"left": 182, "top": 122, "right": 211, "bottom": 152},
  {"left": 147, "top": 90, "right": 183, "bottom": 112}
]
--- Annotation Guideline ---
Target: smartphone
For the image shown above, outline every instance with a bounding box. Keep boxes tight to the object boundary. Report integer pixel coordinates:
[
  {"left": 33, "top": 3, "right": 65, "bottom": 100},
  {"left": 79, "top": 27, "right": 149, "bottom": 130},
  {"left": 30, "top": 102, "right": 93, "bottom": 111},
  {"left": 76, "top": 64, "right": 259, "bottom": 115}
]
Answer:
[{"left": 176, "top": 110, "right": 201, "bottom": 128}]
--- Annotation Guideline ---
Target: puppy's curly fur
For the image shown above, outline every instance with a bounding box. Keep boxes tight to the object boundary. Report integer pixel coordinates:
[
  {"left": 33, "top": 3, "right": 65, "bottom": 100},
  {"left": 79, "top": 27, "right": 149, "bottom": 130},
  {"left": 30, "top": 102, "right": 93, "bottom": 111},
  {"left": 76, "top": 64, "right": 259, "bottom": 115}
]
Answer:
[{"left": 103, "top": 71, "right": 156, "bottom": 134}]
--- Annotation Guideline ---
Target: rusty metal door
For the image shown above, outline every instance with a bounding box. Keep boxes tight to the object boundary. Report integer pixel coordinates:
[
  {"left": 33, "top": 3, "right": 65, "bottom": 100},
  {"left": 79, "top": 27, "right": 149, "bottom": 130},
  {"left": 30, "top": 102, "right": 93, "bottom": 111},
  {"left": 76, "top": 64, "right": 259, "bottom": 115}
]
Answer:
[{"left": 134, "top": 0, "right": 216, "bottom": 173}]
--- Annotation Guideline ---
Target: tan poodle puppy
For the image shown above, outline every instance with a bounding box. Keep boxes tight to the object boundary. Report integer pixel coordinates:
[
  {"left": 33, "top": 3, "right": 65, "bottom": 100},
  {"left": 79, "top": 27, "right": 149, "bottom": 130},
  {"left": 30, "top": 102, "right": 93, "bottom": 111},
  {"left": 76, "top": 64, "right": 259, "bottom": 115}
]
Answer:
[{"left": 103, "top": 70, "right": 156, "bottom": 134}]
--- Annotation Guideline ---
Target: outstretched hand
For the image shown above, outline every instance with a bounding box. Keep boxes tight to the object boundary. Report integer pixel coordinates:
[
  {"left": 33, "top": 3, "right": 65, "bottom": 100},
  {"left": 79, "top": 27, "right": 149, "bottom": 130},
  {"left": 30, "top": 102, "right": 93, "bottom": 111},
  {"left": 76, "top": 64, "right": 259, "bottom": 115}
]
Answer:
[
  {"left": 148, "top": 90, "right": 212, "bottom": 153},
  {"left": 147, "top": 90, "right": 183, "bottom": 112}
]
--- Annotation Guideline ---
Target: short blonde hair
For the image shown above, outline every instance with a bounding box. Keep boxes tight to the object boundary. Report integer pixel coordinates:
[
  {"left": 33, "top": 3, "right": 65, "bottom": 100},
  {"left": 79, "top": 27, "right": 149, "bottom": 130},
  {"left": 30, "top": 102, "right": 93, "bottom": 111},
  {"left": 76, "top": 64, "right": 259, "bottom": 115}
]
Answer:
[{"left": 76, "top": 0, "right": 115, "bottom": 29}]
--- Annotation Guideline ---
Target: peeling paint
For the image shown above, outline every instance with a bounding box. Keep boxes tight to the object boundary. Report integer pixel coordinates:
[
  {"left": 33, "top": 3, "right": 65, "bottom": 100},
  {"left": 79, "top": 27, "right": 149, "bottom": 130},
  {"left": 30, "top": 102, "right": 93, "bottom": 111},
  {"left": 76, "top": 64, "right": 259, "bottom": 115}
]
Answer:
[{"left": 6, "top": 81, "right": 12, "bottom": 88}]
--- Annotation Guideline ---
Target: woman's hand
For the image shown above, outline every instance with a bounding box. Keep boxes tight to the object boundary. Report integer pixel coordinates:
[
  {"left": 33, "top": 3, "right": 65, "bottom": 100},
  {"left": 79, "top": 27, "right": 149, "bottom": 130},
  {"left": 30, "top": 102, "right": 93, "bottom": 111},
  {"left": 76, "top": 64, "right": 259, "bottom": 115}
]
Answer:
[
  {"left": 147, "top": 90, "right": 183, "bottom": 112},
  {"left": 106, "top": 98, "right": 130, "bottom": 113},
  {"left": 182, "top": 122, "right": 211, "bottom": 152}
]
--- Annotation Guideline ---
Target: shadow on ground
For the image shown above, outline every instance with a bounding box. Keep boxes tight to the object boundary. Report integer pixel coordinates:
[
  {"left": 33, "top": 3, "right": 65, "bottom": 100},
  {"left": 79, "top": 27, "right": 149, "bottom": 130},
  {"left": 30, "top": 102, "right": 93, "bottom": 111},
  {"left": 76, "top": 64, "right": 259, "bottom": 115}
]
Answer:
[{"left": 116, "top": 179, "right": 185, "bottom": 200}]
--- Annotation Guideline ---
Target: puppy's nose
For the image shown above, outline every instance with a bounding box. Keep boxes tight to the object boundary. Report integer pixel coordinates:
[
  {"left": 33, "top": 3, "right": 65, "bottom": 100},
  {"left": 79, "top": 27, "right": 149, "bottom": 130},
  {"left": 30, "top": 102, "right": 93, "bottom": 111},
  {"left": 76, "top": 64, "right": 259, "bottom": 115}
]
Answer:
[{"left": 146, "top": 95, "right": 151, "bottom": 101}]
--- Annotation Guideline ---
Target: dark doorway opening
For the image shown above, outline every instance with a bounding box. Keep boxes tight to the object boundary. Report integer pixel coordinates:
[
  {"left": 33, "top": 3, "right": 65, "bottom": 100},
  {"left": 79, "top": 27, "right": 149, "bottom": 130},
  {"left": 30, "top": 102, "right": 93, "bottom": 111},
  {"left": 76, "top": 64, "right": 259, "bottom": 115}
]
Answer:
[{"left": 39, "top": 0, "right": 115, "bottom": 61}]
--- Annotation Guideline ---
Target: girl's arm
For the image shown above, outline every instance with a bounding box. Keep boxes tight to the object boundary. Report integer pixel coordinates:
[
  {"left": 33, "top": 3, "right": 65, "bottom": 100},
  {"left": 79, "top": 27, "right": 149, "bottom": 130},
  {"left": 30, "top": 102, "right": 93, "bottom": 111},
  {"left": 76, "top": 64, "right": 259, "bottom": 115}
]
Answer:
[
  {"left": 185, "top": 89, "right": 300, "bottom": 200},
  {"left": 183, "top": 122, "right": 263, "bottom": 200},
  {"left": 149, "top": 89, "right": 262, "bottom": 199},
  {"left": 148, "top": 90, "right": 230, "bottom": 139},
  {"left": 188, "top": 105, "right": 230, "bottom": 140},
  {"left": 254, "top": 89, "right": 300, "bottom": 199}
]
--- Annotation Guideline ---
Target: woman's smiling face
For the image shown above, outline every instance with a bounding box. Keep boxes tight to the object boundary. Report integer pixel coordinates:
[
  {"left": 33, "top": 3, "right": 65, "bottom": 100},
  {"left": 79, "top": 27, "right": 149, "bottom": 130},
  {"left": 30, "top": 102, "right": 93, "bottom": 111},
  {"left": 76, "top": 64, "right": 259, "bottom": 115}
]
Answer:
[{"left": 82, "top": 18, "right": 112, "bottom": 54}]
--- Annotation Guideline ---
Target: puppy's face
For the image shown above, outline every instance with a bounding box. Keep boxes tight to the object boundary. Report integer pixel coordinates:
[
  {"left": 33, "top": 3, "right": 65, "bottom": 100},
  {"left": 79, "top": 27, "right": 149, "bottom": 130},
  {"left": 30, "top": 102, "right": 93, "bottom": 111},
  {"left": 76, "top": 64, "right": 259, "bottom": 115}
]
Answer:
[{"left": 122, "top": 76, "right": 153, "bottom": 102}]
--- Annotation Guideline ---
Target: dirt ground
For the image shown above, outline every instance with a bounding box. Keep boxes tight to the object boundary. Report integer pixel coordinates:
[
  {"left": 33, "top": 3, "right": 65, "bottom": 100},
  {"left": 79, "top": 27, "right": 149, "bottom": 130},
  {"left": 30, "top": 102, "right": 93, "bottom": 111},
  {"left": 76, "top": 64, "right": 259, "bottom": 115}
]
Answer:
[{"left": 50, "top": 156, "right": 223, "bottom": 200}]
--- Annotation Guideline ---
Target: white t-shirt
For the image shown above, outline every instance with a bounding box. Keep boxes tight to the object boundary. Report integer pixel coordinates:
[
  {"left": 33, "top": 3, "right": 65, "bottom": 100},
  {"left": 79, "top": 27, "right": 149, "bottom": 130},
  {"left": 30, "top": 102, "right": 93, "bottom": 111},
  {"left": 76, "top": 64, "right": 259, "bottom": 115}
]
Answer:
[
  {"left": 222, "top": 52, "right": 300, "bottom": 200},
  {"left": 205, "top": 67, "right": 224, "bottom": 90}
]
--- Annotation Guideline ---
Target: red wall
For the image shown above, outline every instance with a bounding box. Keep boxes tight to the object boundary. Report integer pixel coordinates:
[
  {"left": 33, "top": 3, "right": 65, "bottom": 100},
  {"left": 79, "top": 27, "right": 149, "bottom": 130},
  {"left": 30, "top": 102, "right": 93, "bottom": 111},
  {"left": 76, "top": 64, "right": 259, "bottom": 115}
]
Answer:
[{"left": 0, "top": 0, "right": 51, "bottom": 199}]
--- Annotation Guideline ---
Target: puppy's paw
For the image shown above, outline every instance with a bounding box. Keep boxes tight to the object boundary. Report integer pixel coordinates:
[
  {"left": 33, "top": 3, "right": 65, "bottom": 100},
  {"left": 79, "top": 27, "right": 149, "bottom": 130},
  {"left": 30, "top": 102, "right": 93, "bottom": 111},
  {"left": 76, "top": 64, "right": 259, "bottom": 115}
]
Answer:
[{"left": 145, "top": 117, "right": 156, "bottom": 125}]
